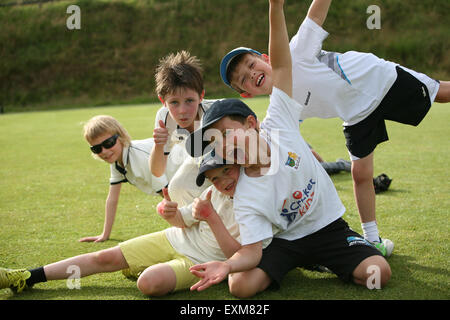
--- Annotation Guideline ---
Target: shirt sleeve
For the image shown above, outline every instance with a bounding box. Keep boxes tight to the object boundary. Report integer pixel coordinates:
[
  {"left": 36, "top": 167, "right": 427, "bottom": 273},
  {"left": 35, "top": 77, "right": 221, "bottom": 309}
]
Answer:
[
  {"left": 263, "top": 87, "right": 303, "bottom": 133},
  {"left": 290, "top": 17, "right": 329, "bottom": 63},
  {"left": 109, "top": 163, "right": 127, "bottom": 185},
  {"left": 179, "top": 203, "right": 198, "bottom": 227},
  {"left": 151, "top": 174, "right": 168, "bottom": 193},
  {"left": 235, "top": 208, "right": 273, "bottom": 246}
]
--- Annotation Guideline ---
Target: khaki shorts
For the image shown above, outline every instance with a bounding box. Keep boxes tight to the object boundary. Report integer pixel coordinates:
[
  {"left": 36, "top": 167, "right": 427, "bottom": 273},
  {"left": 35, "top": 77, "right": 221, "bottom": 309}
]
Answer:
[{"left": 119, "top": 231, "right": 199, "bottom": 292}]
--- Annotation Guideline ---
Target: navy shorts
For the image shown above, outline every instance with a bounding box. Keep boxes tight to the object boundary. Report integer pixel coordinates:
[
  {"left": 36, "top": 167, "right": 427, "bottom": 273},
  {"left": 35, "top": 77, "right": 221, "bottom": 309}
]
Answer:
[
  {"left": 343, "top": 66, "right": 435, "bottom": 159},
  {"left": 257, "top": 218, "right": 383, "bottom": 288}
]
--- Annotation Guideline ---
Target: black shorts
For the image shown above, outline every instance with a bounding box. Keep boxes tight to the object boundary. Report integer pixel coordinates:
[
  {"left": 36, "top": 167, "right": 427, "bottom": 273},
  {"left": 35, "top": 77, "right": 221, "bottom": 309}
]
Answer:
[
  {"left": 343, "top": 66, "right": 435, "bottom": 159},
  {"left": 257, "top": 218, "right": 382, "bottom": 288}
]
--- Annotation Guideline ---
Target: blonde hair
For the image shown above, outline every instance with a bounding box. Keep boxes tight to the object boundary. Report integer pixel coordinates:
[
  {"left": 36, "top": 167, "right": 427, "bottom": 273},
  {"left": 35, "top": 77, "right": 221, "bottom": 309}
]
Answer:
[
  {"left": 83, "top": 115, "right": 132, "bottom": 149},
  {"left": 155, "top": 50, "right": 204, "bottom": 99}
]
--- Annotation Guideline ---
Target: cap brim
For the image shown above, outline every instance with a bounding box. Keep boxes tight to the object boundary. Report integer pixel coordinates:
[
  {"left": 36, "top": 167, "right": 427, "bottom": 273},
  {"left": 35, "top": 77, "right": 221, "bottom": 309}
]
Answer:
[
  {"left": 220, "top": 48, "right": 262, "bottom": 88},
  {"left": 185, "top": 115, "right": 222, "bottom": 158},
  {"left": 195, "top": 150, "right": 227, "bottom": 186},
  {"left": 185, "top": 128, "right": 212, "bottom": 158}
]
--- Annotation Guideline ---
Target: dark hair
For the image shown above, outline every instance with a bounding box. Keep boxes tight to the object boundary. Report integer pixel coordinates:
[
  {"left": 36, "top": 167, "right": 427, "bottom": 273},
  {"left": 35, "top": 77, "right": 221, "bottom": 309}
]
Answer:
[
  {"left": 225, "top": 53, "right": 248, "bottom": 93},
  {"left": 155, "top": 51, "right": 204, "bottom": 99}
]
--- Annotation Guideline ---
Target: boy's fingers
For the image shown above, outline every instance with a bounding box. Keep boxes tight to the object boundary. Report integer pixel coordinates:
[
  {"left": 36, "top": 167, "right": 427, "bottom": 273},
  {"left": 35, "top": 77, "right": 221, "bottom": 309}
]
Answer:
[
  {"left": 205, "top": 189, "right": 213, "bottom": 202},
  {"left": 162, "top": 187, "right": 171, "bottom": 201},
  {"left": 159, "top": 120, "right": 166, "bottom": 129}
]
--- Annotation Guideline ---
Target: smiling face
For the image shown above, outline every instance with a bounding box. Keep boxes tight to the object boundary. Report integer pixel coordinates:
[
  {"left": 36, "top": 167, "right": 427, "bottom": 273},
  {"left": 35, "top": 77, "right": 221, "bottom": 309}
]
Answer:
[
  {"left": 88, "top": 132, "right": 123, "bottom": 164},
  {"left": 229, "top": 53, "right": 273, "bottom": 97},
  {"left": 163, "top": 87, "right": 204, "bottom": 132},
  {"left": 205, "top": 164, "right": 240, "bottom": 197}
]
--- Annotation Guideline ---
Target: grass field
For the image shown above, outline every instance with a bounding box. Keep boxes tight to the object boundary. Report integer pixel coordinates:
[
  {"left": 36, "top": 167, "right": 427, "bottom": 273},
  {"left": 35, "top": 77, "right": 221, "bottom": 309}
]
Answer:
[{"left": 0, "top": 98, "right": 449, "bottom": 301}]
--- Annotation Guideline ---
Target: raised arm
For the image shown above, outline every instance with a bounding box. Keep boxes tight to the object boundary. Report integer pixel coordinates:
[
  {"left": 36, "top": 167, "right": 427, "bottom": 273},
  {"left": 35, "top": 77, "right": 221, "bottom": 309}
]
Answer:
[
  {"left": 149, "top": 119, "right": 169, "bottom": 177},
  {"left": 269, "top": 0, "right": 292, "bottom": 97},
  {"left": 307, "top": 0, "right": 332, "bottom": 27}
]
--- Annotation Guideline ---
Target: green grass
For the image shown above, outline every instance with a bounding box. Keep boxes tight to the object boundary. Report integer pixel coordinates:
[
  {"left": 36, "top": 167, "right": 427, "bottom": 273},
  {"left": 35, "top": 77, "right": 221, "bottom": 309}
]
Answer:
[
  {"left": 1, "top": 0, "right": 449, "bottom": 111},
  {"left": 0, "top": 99, "right": 449, "bottom": 300}
]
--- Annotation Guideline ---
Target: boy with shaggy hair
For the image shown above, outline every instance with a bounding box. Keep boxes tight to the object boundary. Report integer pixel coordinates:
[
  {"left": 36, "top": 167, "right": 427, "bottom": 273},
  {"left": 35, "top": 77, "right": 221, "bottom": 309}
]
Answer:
[{"left": 150, "top": 50, "right": 219, "bottom": 207}]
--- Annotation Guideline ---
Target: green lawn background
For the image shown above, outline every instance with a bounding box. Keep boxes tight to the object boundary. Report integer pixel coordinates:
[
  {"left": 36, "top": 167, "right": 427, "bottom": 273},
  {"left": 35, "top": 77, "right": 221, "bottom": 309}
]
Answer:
[{"left": 0, "top": 98, "right": 449, "bottom": 300}]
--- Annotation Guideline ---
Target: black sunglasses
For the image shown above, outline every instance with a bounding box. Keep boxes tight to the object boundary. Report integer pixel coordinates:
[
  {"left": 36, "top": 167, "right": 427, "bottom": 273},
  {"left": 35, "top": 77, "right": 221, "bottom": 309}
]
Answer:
[{"left": 90, "top": 134, "right": 119, "bottom": 154}]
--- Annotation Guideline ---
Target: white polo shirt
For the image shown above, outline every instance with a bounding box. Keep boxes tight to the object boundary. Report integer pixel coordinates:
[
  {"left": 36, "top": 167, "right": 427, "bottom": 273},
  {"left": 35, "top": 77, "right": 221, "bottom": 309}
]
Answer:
[
  {"left": 165, "top": 185, "right": 272, "bottom": 264},
  {"left": 153, "top": 99, "right": 218, "bottom": 155},
  {"left": 110, "top": 138, "right": 168, "bottom": 195},
  {"left": 153, "top": 100, "right": 218, "bottom": 205},
  {"left": 290, "top": 17, "right": 398, "bottom": 126}
]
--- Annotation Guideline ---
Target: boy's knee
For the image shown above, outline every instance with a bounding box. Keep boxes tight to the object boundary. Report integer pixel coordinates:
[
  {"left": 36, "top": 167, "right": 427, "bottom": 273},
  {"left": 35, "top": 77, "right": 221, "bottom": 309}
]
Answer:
[
  {"left": 355, "top": 255, "right": 391, "bottom": 289},
  {"left": 351, "top": 161, "right": 373, "bottom": 185},
  {"left": 229, "top": 273, "right": 257, "bottom": 298},
  {"left": 137, "top": 273, "right": 167, "bottom": 296},
  {"left": 228, "top": 269, "right": 271, "bottom": 298}
]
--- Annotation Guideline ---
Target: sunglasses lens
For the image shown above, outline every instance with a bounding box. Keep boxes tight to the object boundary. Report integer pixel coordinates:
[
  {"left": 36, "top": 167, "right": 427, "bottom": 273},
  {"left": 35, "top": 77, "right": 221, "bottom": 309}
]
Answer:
[
  {"left": 103, "top": 136, "right": 117, "bottom": 149},
  {"left": 90, "top": 145, "right": 102, "bottom": 154},
  {"left": 90, "top": 134, "right": 118, "bottom": 154}
]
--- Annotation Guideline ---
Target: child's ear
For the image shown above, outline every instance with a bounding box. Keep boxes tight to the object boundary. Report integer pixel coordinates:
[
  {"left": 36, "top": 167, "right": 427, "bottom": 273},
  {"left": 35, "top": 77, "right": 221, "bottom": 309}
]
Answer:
[
  {"left": 240, "top": 92, "right": 254, "bottom": 98},
  {"left": 261, "top": 53, "right": 270, "bottom": 65},
  {"left": 200, "top": 90, "right": 205, "bottom": 101},
  {"left": 158, "top": 96, "right": 165, "bottom": 105},
  {"left": 246, "top": 115, "right": 258, "bottom": 129}
]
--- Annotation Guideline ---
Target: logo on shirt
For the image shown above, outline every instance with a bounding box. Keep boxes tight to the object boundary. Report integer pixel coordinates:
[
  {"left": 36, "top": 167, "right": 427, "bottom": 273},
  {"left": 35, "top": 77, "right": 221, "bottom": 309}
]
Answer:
[
  {"left": 280, "top": 178, "right": 316, "bottom": 226},
  {"left": 285, "top": 152, "right": 300, "bottom": 170}
]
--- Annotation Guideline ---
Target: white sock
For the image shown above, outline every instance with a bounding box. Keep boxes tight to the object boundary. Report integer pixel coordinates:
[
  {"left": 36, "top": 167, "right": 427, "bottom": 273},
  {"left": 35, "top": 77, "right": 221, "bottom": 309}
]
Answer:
[{"left": 361, "top": 221, "right": 380, "bottom": 242}]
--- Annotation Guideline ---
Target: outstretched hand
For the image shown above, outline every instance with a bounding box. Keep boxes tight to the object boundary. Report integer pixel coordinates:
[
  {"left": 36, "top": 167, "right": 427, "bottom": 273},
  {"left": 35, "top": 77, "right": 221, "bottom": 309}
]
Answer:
[{"left": 189, "top": 261, "right": 231, "bottom": 291}]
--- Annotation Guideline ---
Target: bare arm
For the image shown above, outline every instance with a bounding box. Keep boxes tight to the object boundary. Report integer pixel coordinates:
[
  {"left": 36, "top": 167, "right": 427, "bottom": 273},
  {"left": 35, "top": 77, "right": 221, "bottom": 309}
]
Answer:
[
  {"left": 190, "top": 242, "right": 263, "bottom": 291},
  {"left": 150, "top": 120, "right": 169, "bottom": 177},
  {"left": 192, "top": 190, "right": 241, "bottom": 258},
  {"left": 269, "top": 0, "right": 292, "bottom": 97},
  {"left": 79, "top": 183, "right": 121, "bottom": 242},
  {"left": 307, "top": 0, "right": 332, "bottom": 27}
]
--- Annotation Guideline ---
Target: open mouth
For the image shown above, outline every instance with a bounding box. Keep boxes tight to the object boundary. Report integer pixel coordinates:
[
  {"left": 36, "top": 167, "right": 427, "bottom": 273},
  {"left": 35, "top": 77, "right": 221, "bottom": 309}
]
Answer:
[
  {"left": 225, "top": 181, "right": 235, "bottom": 192},
  {"left": 256, "top": 74, "right": 265, "bottom": 87}
]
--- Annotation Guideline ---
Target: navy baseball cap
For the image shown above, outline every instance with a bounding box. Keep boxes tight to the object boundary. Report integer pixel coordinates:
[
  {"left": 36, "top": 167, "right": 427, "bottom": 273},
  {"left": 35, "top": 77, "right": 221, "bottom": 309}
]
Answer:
[
  {"left": 196, "top": 150, "right": 226, "bottom": 187},
  {"left": 185, "top": 98, "right": 257, "bottom": 158},
  {"left": 220, "top": 47, "right": 262, "bottom": 88}
]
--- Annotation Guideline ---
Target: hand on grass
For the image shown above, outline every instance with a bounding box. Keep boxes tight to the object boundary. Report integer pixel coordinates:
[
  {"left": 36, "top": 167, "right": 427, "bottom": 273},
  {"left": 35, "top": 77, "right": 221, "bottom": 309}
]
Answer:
[{"left": 79, "top": 234, "right": 108, "bottom": 242}]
